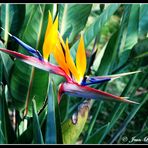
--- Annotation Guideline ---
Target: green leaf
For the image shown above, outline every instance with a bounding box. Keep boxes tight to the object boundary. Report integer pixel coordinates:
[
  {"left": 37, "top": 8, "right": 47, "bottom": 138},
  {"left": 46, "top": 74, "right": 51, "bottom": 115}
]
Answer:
[
  {"left": 62, "top": 100, "right": 90, "bottom": 144},
  {"left": 0, "top": 124, "right": 5, "bottom": 144},
  {"left": 58, "top": 4, "right": 92, "bottom": 42},
  {"left": 124, "top": 38, "right": 148, "bottom": 68},
  {"left": 0, "top": 51, "right": 3, "bottom": 83},
  {"left": 116, "top": 4, "right": 140, "bottom": 69},
  {"left": 70, "top": 4, "right": 120, "bottom": 58},
  {"left": 7, "top": 4, "right": 26, "bottom": 50},
  {"left": 32, "top": 99, "right": 44, "bottom": 144},
  {"left": 15, "top": 104, "right": 47, "bottom": 144},
  {"left": 62, "top": 25, "right": 73, "bottom": 42},
  {"left": 9, "top": 4, "right": 26, "bottom": 36},
  {"left": 0, "top": 41, "right": 13, "bottom": 83},
  {"left": 96, "top": 30, "right": 119, "bottom": 75},
  {"left": 92, "top": 42, "right": 108, "bottom": 73},
  {"left": 0, "top": 85, "right": 16, "bottom": 143},
  {"left": 59, "top": 95, "right": 70, "bottom": 123},
  {"left": 131, "top": 38, "right": 148, "bottom": 59},
  {"left": 0, "top": 4, "right": 25, "bottom": 46},
  {"left": 45, "top": 79, "right": 63, "bottom": 144},
  {"left": 0, "top": 4, "right": 11, "bottom": 46},
  {"left": 139, "top": 4, "right": 148, "bottom": 37},
  {"left": 122, "top": 4, "right": 139, "bottom": 52},
  {"left": 9, "top": 4, "right": 53, "bottom": 116}
]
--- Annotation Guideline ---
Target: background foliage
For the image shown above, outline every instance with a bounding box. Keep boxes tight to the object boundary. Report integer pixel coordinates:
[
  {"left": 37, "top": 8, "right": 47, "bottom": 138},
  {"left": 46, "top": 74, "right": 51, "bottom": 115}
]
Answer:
[{"left": 0, "top": 3, "right": 147, "bottom": 144}]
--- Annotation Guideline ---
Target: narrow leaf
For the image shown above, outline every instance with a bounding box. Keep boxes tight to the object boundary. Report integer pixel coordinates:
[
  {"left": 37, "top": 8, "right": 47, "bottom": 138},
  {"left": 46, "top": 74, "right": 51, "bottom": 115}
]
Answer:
[
  {"left": 45, "top": 79, "right": 62, "bottom": 144},
  {"left": 32, "top": 99, "right": 44, "bottom": 144}
]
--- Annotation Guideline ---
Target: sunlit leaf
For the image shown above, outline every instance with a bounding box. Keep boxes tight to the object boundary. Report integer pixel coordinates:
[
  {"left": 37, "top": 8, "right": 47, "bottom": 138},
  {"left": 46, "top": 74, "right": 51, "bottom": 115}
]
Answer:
[{"left": 58, "top": 4, "right": 92, "bottom": 42}]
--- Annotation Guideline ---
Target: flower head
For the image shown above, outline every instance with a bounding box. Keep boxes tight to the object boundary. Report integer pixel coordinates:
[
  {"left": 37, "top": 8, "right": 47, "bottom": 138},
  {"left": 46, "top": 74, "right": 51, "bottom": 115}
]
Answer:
[
  {"left": 42, "top": 12, "right": 86, "bottom": 84},
  {"left": 0, "top": 12, "right": 140, "bottom": 105}
]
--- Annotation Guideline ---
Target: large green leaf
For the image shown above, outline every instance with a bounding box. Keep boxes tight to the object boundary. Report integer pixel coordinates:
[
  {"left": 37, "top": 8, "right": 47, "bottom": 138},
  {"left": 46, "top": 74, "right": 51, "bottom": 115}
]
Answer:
[
  {"left": 115, "top": 4, "right": 140, "bottom": 70},
  {"left": 1, "top": 4, "right": 11, "bottom": 46},
  {"left": 9, "top": 4, "right": 53, "bottom": 116},
  {"left": 58, "top": 4, "right": 92, "bottom": 43},
  {"left": 0, "top": 4, "right": 25, "bottom": 47},
  {"left": 70, "top": 4, "right": 120, "bottom": 58},
  {"left": 9, "top": 4, "right": 25, "bottom": 36},
  {"left": 121, "top": 4, "right": 139, "bottom": 52},
  {"left": 139, "top": 4, "right": 148, "bottom": 37}
]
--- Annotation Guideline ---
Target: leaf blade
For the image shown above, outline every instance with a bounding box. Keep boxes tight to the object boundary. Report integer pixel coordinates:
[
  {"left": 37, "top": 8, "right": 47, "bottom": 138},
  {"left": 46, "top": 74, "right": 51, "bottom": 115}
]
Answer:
[{"left": 32, "top": 99, "right": 44, "bottom": 144}]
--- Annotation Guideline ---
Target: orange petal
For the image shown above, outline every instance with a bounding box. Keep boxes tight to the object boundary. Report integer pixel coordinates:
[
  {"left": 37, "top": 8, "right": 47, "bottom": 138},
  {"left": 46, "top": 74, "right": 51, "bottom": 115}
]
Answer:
[
  {"left": 42, "top": 12, "right": 59, "bottom": 60},
  {"left": 65, "top": 39, "right": 81, "bottom": 82},
  {"left": 53, "top": 41, "right": 70, "bottom": 76},
  {"left": 44, "top": 11, "right": 53, "bottom": 40},
  {"left": 76, "top": 35, "right": 86, "bottom": 82},
  {"left": 58, "top": 34, "right": 81, "bottom": 82}
]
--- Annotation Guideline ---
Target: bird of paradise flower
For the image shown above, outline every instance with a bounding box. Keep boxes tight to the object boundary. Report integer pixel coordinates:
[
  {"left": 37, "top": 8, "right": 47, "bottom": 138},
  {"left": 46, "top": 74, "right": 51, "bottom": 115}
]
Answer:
[{"left": 0, "top": 12, "right": 140, "bottom": 112}]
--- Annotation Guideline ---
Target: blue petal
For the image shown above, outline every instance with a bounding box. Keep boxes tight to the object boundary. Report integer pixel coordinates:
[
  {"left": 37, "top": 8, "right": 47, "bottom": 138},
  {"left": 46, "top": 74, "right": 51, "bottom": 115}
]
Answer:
[
  {"left": 81, "top": 76, "right": 111, "bottom": 86},
  {"left": 12, "top": 36, "right": 43, "bottom": 60}
]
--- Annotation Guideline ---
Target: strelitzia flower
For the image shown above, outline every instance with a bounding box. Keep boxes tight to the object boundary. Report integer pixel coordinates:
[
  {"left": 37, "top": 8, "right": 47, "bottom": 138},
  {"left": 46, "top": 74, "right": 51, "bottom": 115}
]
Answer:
[{"left": 0, "top": 12, "right": 140, "bottom": 105}]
